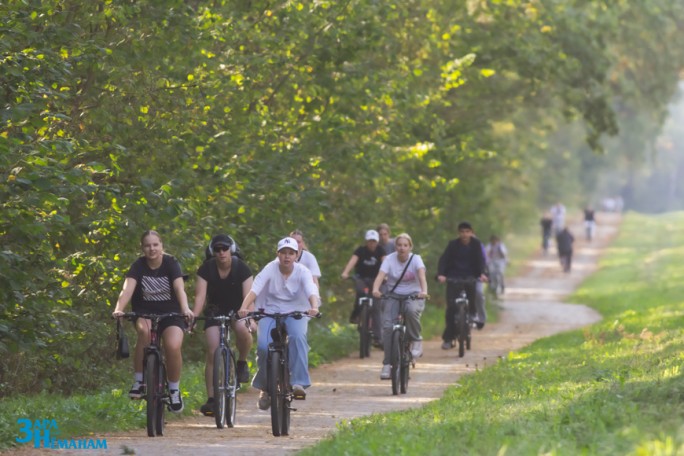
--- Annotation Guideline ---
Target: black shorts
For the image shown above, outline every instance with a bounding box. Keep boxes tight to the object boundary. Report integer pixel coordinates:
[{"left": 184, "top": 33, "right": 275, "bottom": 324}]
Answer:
[{"left": 130, "top": 305, "right": 187, "bottom": 335}]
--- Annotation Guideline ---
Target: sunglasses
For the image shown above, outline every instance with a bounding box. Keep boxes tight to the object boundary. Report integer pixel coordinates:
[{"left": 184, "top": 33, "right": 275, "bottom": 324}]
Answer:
[{"left": 213, "top": 245, "right": 231, "bottom": 252}]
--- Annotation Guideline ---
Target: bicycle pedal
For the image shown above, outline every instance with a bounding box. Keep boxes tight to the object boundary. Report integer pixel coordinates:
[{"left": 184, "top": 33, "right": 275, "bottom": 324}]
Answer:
[{"left": 293, "top": 393, "right": 306, "bottom": 400}]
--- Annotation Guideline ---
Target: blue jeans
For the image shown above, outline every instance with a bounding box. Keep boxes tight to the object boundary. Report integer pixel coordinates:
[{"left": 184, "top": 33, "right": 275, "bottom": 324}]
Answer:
[{"left": 252, "top": 316, "right": 311, "bottom": 391}]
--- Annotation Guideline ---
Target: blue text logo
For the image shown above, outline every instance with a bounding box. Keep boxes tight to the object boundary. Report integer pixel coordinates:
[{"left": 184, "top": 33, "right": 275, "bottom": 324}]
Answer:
[{"left": 16, "top": 418, "right": 107, "bottom": 450}]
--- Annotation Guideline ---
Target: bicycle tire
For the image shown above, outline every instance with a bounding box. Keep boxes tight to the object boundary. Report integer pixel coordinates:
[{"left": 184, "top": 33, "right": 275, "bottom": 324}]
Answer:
[
  {"left": 269, "top": 351, "right": 285, "bottom": 436},
  {"left": 390, "top": 329, "right": 402, "bottom": 395},
  {"left": 225, "top": 349, "right": 237, "bottom": 428},
  {"left": 145, "top": 352, "right": 160, "bottom": 437},
  {"left": 281, "top": 354, "right": 291, "bottom": 436},
  {"left": 156, "top": 362, "right": 166, "bottom": 436},
  {"left": 457, "top": 303, "right": 467, "bottom": 358},
  {"left": 400, "top": 340, "right": 409, "bottom": 394},
  {"left": 213, "top": 346, "right": 228, "bottom": 429},
  {"left": 359, "top": 304, "right": 371, "bottom": 359}
]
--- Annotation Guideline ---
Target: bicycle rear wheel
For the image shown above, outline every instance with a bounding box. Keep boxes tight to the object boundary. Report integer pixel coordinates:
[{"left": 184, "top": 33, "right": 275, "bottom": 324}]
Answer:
[
  {"left": 213, "top": 346, "right": 228, "bottom": 428},
  {"left": 456, "top": 304, "right": 467, "bottom": 358},
  {"left": 269, "top": 351, "right": 287, "bottom": 436},
  {"left": 145, "top": 352, "right": 161, "bottom": 437},
  {"left": 390, "top": 330, "right": 402, "bottom": 395},
  {"left": 359, "top": 304, "right": 371, "bottom": 359},
  {"left": 400, "top": 343, "right": 410, "bottom": 394}
]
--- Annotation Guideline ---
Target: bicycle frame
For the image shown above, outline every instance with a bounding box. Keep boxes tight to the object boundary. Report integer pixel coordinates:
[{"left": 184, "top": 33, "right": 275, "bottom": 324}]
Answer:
[
  {"left": 382, "top": 293, "right": 418, "bottom": 396},
  {"left": 248, "top": 310, "right": 320, "bottom": 437},
  {"left": 445, "top": 278, "right": 476, "bottom": 357},
  {"left": 121, "top": 312, "right": 183, "bottom": 437},
  {"left": 196, "top": 313, "right": 241, "bottom": 429}
]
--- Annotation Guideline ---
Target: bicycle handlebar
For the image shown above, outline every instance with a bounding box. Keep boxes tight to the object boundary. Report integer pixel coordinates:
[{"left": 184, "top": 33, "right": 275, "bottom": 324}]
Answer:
[
  {"left": 118, "top": 311, "right": 186, "bottom": 322},
  {"left": 245, "top": 310, "right": 322, "bottom": 320}
]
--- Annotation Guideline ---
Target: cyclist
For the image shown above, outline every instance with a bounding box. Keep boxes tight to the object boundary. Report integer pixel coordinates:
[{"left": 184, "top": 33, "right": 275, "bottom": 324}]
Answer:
[
  {"left": 376, "top": 223, "right": 396, "bottom": 255},
  {"left": 112, "top": 230, "right": 193, "bottom": 413},
  {"left": 340, "top": 229, "right": 386, "bottom": 345},
  {"left": 238, "top": 237, "right": 320, "bottom": 410},
  {"left": 289, "top": 229, "right": 322, "bottom": 289},
  {"left": 436, "top": 221, "right": 488, "bottom": 350},
  {"left": 372, "top": 233, "right": 428, "bottom": 380},
  {"left": 192, "top": 234, "right": 255, "bottom": 416},
  {"left": 485, "top": 234, "right": 508, "bottom": 294}
]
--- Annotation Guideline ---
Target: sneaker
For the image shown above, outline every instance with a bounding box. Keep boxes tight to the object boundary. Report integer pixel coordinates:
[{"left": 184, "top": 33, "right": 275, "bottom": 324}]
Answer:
[
  {"left": 200, "top": 397, "right": 215, "bottom": 416},
  {"left": 380, "top": 364, "right": 391, "bottom": 380},
  {"left": 128, "top": 381, "right": 144, "bottom": 399},
  {"left": 441, "top": 340, "right": 454, "bottom": 350},
  {"left": 292, "top": 384, "right": 306, "bottom": 400},
  {"left": 410, "top": 340, "right": 423, "bottom": 359},
  {"left": 168, "top": 389, "right": 184, "bottom": 413},
  {"left": 257, "top": 390, "right": 270, "bottom": 410},
  {"left": 237, "top": 360, "right": 250, "bottom": 384}
]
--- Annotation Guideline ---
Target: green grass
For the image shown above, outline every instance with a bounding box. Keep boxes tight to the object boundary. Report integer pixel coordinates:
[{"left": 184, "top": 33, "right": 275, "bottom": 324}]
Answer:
[{"left": 300, "top": 211, "right": 684, "bottom": 455}]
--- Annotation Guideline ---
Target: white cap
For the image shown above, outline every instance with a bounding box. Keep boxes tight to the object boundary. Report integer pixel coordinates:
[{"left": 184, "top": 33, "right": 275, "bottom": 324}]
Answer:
[
  {"left": 277, "top": 237, "right": 299, "bottom": 252},
  {"left": 365, "top": 230, "right": 380, "bottom": 242}
]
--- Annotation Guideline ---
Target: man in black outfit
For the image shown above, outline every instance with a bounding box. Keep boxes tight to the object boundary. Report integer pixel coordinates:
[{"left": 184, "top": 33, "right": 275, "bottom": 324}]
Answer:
[{"left": 436, "top": 221, "right": 488, "bottom": 350}]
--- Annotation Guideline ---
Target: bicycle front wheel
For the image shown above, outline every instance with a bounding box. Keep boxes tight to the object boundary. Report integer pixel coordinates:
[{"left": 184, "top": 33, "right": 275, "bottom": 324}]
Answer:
[
  {"left": 225, "top": 350, "right": 237, "bottom": 428},
  {"left": 390, "top": 330, "right": 402, "bottom": 395},
  {"left": 456, "top": 304, "right": 467, "bottom": 358},
  {"left": 359, "top": 304, "right": 371, "bottom": 359},
  {"left": 269, "top": 351, "right": 286, "bottom": 436},
  {"left": 400, "top": 342, "right": 410, "bottom": 394},
  {"left": 213, "top": 346, "right": 228, "bottom": 429},
  {"left": 145, "top": 352, "right": 161, "bottom": 437}
]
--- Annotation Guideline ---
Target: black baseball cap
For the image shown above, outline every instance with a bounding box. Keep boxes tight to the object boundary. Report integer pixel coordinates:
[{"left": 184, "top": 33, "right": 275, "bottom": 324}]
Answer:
[{"left": 210, "top": 234, "right": 233, "bottom": 249}]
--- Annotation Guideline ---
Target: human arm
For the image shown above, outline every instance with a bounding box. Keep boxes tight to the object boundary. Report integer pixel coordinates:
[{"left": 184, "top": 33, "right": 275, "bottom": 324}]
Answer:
[
  {"left": 340, "top": 254, "right": 359, "bottom": 279},
  {"left": 417, "top": 267, "right": 428, "bottom": 299},
  {"left": 112, "top": 277, "right": 137, "bottom": 317},
  {"left": 238, "top": 290, "right": 257, "bottom": 318},
  {"left": 173, "top": 276, "right": 194, "bottom": 320},
  {"left": 372, "top": 270, "right": 387, "bottom": 298},
  {"left": 192, "top": 276, "right": 208, "bottom": 316}
]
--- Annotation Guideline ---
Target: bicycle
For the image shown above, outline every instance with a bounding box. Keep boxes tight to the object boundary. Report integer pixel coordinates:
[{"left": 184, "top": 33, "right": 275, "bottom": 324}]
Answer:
[
  {"left": 194, "top": 312, "right": 243, "bottom": 429},
  {"left": 487, "top": 261, "right": 505, "bottom": 298},
  {"left": 381, "top": 293, "right": 420, "bottom": 396},
  {"left": 120, "top": 312, "right": 185, "bottom": 437},
  {"left": 247, "top": 310, "right": 321, "bottom": 437},
  {"left": 350, "top": 278, "right": 375, "bottom": 359},
  {"left": 445, "top": 278, "right": 478, "bottom": 358}
]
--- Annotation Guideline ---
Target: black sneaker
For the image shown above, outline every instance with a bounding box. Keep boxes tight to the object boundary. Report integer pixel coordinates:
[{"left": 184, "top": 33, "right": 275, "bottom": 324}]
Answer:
[
  {"left": 168, "top": 389, "right": 184, "bottom": 413},
  {"left": 237, "top": 360, "right": 250, "bottom": 384},
  {"left": 128, "top": 381, "right": 144, "bottom": 399},
  {"left": 200, "top": 397, "right": 214, "bottom": 416}
]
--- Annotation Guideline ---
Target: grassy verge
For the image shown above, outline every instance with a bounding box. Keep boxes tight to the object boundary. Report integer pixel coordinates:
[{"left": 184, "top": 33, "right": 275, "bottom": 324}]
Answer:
[{"left": 300, "top": 211, "right": 684, "bottom": 455}]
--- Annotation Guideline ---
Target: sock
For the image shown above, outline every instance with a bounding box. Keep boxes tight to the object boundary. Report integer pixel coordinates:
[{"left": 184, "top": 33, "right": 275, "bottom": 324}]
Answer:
[
  {"left": 134, "top": 372, "right": 143, "bottom": 383},
  {"left": 168, "top": 381, "right": 180, "bottom": 391}
]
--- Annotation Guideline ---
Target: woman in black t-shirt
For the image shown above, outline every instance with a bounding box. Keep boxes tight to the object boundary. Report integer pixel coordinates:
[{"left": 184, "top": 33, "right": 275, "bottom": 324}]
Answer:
[
  {"left": 193, "top": 234, "right": 255, "bottom": 416},
  {"left": 112, "top": 230, "right": 193, "bottom": 413}
]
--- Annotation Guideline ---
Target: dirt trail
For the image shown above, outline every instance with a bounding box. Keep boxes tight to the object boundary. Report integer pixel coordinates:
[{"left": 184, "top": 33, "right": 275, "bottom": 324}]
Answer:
[{"left": 15, "top": 213, "right": 620, "bottom": 455}]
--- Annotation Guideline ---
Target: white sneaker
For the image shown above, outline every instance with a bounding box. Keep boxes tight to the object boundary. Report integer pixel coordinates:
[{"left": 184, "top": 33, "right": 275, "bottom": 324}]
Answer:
[
  {"left": 380, "top": 364, "right": 391, "bottom": 380},
  {"left": 410, "top": 340, "right": 423, "bottom": 359}
]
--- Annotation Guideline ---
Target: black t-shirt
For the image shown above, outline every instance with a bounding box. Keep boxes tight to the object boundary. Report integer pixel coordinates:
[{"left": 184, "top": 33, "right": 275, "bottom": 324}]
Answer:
[
  {"left": 353, "top": 245, "right": 386, "bottom": 279},
  {"left": 127, "top": 254, "right": 183, "bottom": 313},
  {"left": 197, "top": 257, "right": 253, "bottom": 314}
]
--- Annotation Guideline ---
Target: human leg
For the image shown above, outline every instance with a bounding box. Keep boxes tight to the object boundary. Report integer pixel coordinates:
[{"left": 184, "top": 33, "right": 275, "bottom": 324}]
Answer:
[
  {"left": 285, "top": 317, "right": 311, "bottom": 388},
  {"left": 381, "top": 297, "right": 400, "bottom": 365},
  {"left": 252, "top": 317, "right": 274, "bottom": 391}
]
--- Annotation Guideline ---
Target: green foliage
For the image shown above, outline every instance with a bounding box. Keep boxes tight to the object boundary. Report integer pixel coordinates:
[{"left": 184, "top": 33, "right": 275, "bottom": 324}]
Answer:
[
  {"left": 2, "top": 0, "right": 684, "bottom": 398},
  {"left": 301, "top": 211, "right": 684, "bottom": 455}
]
